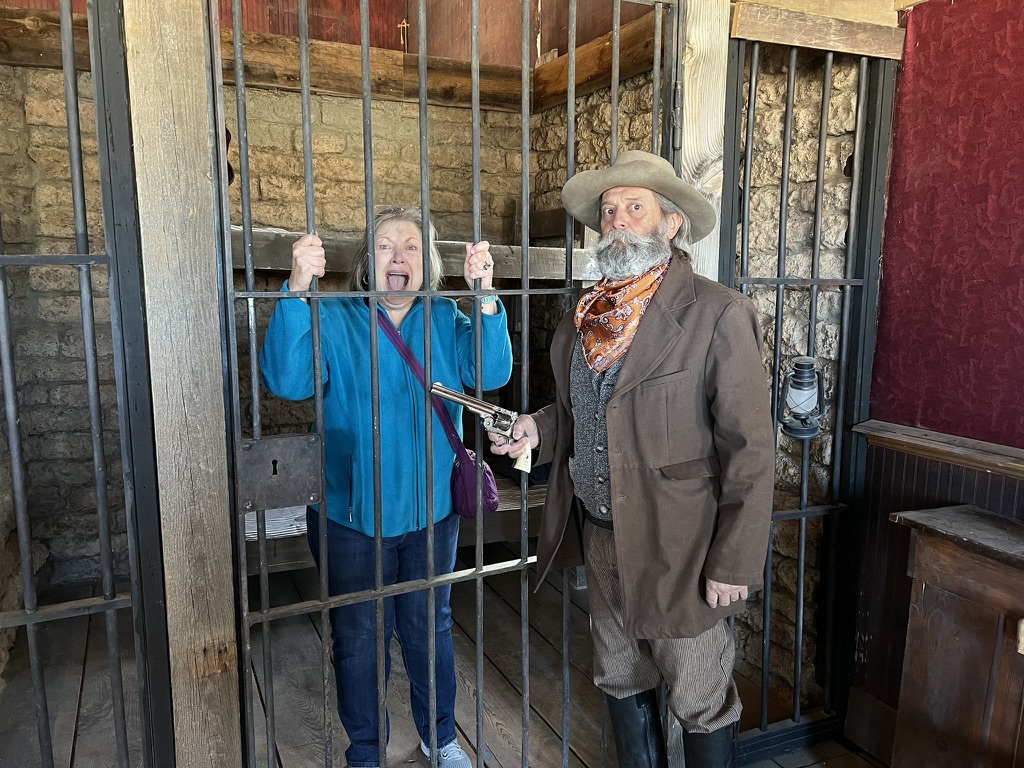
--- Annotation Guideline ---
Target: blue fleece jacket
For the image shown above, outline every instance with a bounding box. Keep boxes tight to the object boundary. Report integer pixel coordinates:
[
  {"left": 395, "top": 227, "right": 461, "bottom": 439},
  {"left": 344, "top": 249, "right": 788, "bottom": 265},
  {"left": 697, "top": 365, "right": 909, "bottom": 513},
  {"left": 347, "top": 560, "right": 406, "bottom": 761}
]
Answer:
[{"left": 260, "top": 288, "right": 513, "bottom": 537}]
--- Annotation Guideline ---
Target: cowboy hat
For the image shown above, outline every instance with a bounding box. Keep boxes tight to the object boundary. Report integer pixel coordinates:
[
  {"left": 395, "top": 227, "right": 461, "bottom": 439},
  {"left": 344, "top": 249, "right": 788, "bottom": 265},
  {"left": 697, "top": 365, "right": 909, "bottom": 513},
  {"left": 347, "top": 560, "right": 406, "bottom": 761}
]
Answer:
[{"left": 561, "top": 150, "right": 717, "bottom": 243}]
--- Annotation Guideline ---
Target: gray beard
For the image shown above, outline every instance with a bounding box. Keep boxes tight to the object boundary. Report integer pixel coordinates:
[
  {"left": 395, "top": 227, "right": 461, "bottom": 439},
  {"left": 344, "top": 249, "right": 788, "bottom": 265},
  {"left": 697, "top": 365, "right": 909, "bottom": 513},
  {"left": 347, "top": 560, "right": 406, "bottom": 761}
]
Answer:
[{"left": 593, "top": 224, "right": 672, "bottom": 280}]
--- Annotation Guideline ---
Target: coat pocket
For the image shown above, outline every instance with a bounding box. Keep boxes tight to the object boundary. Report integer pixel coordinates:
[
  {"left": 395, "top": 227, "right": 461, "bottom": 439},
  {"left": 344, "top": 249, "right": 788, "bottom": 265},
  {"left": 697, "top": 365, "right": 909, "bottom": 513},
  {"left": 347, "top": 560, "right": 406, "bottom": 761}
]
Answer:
[
  {"left": 624, "top": 367, "right": 701, "bottom": 467},
  {"left": 638, "top": 368, "right": 691, "bottom": 390},
  {"left": 658, "top": 455, "right": 720, "bottom": 480}
]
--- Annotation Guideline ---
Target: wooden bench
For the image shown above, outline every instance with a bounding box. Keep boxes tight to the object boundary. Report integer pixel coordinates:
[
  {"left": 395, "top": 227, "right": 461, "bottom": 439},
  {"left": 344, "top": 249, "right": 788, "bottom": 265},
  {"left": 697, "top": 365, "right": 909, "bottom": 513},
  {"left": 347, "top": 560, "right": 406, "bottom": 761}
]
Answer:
[{"left": 244, "top": 477, "right": 545, "bottom": 575}]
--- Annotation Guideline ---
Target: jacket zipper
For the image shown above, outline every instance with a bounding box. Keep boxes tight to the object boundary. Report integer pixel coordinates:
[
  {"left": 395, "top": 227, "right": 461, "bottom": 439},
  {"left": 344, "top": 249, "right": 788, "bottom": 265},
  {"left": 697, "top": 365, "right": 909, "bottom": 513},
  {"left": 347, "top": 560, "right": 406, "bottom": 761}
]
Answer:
[{"left": 347, "top": 454, "right": 354, "bottom": 523}]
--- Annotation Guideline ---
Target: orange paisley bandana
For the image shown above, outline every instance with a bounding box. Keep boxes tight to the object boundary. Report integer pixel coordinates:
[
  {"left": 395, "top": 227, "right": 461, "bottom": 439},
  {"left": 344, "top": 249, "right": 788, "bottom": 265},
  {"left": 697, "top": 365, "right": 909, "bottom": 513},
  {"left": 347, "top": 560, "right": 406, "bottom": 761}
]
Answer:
[{"left": 574, "top": 259, "right": 669, "bottom": 372}]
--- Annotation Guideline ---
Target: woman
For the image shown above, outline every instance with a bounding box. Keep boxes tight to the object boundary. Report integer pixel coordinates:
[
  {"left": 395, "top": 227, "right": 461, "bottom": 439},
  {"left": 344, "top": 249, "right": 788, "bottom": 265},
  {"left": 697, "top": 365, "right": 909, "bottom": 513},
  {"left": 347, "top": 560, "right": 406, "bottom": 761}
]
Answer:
[{"left": 260, "top": 206, "right": 512, "bottom": 768}]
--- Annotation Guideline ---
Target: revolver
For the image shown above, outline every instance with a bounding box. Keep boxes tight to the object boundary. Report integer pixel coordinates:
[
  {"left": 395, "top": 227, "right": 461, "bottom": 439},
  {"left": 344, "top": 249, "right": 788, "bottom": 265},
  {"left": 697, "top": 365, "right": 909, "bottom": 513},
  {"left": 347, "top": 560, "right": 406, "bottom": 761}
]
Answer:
[{"left": 430, "top": 383, "right": 519, "bottom": 439}]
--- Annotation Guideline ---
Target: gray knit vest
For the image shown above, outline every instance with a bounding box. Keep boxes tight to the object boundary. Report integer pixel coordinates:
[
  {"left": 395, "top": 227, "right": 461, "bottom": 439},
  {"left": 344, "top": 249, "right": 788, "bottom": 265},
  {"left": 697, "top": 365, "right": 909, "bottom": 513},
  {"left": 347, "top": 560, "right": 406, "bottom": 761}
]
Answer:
[{"left": 568, "top": 337, "right": 624, "bottom": 524}]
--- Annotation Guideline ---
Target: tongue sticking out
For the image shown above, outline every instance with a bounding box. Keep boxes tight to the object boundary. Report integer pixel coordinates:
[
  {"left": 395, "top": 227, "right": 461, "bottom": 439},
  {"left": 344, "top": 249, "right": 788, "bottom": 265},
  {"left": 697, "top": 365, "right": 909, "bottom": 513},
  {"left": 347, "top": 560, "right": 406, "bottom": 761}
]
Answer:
[{"left": 386, "top": 274, "right": 407, "bottom": 291}]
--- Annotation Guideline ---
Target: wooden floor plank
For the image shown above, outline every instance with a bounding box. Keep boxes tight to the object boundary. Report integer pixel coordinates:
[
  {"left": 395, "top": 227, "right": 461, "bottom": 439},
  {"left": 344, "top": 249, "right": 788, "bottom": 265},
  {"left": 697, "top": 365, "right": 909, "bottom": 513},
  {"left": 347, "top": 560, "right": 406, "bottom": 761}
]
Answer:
[
  {"left": 0, "top": 586, "right": 91, "bottom": 768},
  {"left": 476, "top": 554, "right": 596, "bottom": 681},
  {"left": 450, "top": 628, "right": 586, "bottom": 768},
  {"left": 450, "top": 578, "right": 615, "bottom": 768},
  {"left": 71, "top": 607, "right": 144, "bottom": 767}
]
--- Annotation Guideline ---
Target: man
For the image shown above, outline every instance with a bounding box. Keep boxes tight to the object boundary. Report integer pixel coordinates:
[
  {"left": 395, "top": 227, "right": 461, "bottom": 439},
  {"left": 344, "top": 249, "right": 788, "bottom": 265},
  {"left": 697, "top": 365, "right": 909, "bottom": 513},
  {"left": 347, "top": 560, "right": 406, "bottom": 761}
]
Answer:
[{"left": 490, "top": 150, "right": 774, "bottom": 768}]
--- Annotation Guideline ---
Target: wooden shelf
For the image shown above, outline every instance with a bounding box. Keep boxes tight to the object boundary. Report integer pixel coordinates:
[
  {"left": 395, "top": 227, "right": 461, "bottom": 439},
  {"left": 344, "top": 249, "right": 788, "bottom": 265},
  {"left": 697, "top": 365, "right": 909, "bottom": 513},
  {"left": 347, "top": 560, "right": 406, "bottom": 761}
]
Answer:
[{"left": 854, "top": 419, "right": 1024, "bottom": 481}]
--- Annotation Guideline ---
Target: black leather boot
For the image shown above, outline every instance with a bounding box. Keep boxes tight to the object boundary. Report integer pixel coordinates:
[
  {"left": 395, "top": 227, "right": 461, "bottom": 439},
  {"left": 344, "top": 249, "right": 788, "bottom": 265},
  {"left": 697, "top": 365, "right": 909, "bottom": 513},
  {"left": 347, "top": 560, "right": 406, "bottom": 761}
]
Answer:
[
  {"left": 604, "top": 690, "right": 668, "bottom": 768},
  {"left": 682, "top": 723, "right": 737, "bottom": 768}
]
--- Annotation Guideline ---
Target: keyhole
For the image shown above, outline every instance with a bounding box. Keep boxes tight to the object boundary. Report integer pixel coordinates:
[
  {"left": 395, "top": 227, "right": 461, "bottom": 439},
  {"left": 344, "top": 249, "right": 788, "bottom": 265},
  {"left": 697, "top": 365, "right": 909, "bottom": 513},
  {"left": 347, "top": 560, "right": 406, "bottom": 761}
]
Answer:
[{"left": 272, "top": 459, "right": 278, "bottom": 476}]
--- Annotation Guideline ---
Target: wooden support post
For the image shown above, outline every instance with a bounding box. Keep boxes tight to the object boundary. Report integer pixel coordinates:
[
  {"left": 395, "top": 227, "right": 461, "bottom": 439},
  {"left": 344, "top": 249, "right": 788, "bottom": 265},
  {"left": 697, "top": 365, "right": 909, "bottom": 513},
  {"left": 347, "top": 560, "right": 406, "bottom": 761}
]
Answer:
[
  {"left": 677, "top": 0, "right": 731, "bottom": 280},
  {"left": 120, "top": 0, "right": 242, "bottom": 765}
]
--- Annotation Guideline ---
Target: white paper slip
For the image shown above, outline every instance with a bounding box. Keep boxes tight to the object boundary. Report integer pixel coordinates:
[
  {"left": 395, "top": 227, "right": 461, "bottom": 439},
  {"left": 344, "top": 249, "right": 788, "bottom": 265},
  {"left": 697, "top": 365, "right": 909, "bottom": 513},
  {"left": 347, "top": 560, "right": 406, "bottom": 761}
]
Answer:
[{"left": 513, "top": 444, "right": 532, "bottom": 474}]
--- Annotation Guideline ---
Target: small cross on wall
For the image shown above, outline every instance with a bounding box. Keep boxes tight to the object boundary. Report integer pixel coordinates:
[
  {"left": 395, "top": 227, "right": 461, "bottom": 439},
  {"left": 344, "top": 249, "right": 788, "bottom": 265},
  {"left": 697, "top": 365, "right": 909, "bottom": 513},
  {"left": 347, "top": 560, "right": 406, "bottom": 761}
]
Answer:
[{"left": 398, "top": 19, "right": 410, "bottom": 52}]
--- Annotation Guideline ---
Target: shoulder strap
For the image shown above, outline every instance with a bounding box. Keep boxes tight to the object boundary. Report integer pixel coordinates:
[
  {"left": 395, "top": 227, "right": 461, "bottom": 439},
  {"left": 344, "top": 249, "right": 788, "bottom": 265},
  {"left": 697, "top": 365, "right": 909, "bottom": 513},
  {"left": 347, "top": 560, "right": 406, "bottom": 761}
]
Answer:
[{"left": 376, "top": 308, "right": 466, "bottom": 458}]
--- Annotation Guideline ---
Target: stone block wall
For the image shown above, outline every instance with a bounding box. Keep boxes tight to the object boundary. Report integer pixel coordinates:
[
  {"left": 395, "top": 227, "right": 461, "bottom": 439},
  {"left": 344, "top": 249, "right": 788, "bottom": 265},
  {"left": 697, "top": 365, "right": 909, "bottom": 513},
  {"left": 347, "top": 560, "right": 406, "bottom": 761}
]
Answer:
[
  {"left": 0, "top": 65, "right": 112, "bottom": 601},
  {"left": 222, "top": 88, "right": 527, "bottom": 244}
]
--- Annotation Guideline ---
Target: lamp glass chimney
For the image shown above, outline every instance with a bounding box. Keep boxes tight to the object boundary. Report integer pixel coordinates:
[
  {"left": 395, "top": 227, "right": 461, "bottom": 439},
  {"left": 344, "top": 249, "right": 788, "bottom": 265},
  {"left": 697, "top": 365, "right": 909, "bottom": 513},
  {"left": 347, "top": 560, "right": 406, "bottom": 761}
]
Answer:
[{"left": 785, "top": 356, "right": 819, "bottom": 418}]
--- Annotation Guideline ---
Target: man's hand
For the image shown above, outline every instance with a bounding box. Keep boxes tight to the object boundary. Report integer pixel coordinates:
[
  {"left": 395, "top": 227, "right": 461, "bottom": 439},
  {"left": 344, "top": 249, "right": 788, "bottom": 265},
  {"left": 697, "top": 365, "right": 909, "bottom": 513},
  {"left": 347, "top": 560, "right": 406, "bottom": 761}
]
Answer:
[
  {"left": 487, "top": 414, "right": 538, "bottom": 459},
  {"left": 705, "top": 580, "right": 748, "bottom": 609}
]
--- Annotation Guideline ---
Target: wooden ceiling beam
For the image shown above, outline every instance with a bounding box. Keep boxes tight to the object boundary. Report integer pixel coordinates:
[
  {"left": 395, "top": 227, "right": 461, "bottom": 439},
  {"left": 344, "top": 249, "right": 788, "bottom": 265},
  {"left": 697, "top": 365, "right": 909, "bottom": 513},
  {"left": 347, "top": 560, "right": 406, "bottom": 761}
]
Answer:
[
  {"left": 532, "top": 11, "right": 657, "bottom": 113},
  {"left": 736, "top": 0, "right": 898, "bottom": 26},
  {"left": 731, "top": 2, "right": 906, "bottom": 60}
]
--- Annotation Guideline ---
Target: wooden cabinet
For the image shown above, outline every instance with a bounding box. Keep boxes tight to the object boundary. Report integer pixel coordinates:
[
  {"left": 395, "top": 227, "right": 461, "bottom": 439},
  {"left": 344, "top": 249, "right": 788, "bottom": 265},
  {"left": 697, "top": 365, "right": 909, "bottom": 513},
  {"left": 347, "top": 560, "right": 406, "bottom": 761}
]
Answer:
[{"left": 892, "top": 506, "right": 1024, "bottom": 767}]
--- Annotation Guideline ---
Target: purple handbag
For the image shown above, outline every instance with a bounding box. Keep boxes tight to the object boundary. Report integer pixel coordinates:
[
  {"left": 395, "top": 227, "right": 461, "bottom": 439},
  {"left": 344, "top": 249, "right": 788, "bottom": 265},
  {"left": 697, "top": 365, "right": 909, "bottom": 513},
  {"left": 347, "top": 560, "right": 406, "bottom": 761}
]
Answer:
[{"left": 378, "top": 309, "right": 499, "bottom": 519}]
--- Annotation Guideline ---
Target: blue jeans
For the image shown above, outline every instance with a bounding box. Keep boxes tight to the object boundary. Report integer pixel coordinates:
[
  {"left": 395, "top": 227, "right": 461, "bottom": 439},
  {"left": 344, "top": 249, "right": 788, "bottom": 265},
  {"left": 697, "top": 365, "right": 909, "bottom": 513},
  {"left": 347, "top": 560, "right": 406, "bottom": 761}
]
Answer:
[{"left": 306, "top": 509, "right": 460, "bottom": 768}]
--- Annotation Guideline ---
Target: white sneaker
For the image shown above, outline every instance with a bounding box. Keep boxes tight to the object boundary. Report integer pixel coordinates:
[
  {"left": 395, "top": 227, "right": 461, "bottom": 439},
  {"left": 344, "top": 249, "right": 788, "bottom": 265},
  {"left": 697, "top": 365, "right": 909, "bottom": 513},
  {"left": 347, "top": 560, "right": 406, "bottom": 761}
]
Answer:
[{"left": 419, "top": 739, "right": 472, "bottom": 768}]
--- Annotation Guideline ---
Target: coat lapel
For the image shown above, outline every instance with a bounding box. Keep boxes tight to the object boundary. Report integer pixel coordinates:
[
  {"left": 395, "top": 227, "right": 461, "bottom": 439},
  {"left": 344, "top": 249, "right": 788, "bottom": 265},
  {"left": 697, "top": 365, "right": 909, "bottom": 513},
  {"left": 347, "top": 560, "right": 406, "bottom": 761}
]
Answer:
[{"left": 610, "top": 256, "right": 697, "bottom": 399}]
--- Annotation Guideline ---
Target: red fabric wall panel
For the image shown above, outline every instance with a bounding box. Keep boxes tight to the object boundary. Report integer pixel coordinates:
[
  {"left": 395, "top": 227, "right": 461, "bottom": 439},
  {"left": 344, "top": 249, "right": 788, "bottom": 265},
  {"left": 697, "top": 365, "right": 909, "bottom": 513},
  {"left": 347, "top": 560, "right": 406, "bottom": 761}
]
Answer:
[
  {"left": 217, "top": 0, "right": 406, "bottom": 48},
  {"left": 871, "top": 0, "right": 1024, "bottom": 448}
]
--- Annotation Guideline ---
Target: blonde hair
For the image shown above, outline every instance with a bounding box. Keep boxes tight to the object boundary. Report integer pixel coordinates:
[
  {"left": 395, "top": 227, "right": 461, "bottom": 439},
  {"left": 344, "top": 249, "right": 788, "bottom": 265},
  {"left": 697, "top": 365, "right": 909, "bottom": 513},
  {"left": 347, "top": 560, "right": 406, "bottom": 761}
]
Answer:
[{"left": 348, "top": 205, "right": 444, "bottom": 292}]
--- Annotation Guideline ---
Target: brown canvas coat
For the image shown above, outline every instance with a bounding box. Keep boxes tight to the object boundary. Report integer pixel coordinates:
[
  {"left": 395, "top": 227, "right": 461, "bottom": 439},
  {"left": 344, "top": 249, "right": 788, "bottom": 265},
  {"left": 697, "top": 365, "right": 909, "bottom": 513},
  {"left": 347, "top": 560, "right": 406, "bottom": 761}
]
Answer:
[{"left": 532, "top": 256, "right": 775, "bottom": 639}]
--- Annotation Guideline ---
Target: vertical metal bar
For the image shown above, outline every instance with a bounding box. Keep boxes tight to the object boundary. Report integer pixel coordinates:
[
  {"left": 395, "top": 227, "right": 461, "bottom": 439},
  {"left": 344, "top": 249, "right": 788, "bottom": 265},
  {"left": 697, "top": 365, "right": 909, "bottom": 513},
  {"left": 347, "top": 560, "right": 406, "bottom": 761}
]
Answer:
[
  {"left": 740, "top": 43, "right": 760, "bottom": 294},
  {"left": 771, "top": 47, "right": 798, "bottom": 436},
  {"left": 296, "top": 1, "right": 334, "bottom": 765},
  {"left": 564, "top": 0, "right": 578, "bottom": 307},
  {"left": 226, "top": 0, "right": 258, "bottom": 759},
  {"left": 831, "top": 57, "right": 869, "bottom": 504},
  {"left": 808, "top": 52, "right": 833, "bottom": 358},
  {"left": 470, "top": 4, "right": 487, "bottom": 766},
  {"left": 59, "top": 0, "right": 130, "bottom": 763},
  {"left": 659, "top": 2, "right": 677, "bottom": 161},
  {"left": 670, "top": 1, "right": 686, "bottom": 170},
  {"left": 299, "top": 0, "right": 316, "bottom": 234},
  {"left": 718, "top": 38, "right": 745, "bottom": 289},
  {"left": 411, "top": 3, "right": 436, "bottom": 765},
  {"left": 0, "top": 219, "right": 55, "bottom": 768},
  {"left": 519, "top": 0, "right": 532, "bottom": 763},
  {"left": 793, "top": 446, "right": 809, "bottom": 723},
  {"left": 610, "top": 0, "right": 621, "bottom": 161},
  {"left": 59, "top": 0, "right": 88, "bottom": 259},
  {"left": 85, "top": 1, "right": 175, "bottom": 761},
  {"left": 562, "top": 570, "right": 571, "bottom": 768},
  {"left": 759, "top": 519, "right": 773, "bottom": 732},
  {"left": 353, "top": 3, "right": 386, "bottom": 764},
  {"left": 563, "top": 6, "right": 578, "bottom": 763},
  {"left": 650, "top": 3, "right": 663, "bottom": 155}
]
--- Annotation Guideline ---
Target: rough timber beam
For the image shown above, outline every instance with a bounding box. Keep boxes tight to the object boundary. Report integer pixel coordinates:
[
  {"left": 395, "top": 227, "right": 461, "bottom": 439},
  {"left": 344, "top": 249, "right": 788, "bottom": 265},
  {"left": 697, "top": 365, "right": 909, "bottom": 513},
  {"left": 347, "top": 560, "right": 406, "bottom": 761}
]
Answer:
[
  {"left": 532, "top": 11, "right": 658, "bottom": 113},
  {"left": 234, "top": 227, "right": 604, "bottom": 282},
  {"left": 120, "top": 0, "right": 242, "bottom": 764},
  {"left": 732, "top": 2, "right": 907, "bottom": 60},
  {"left": 736, "top": 0, "right": 898, "bottom": 26},
  {"left": 678, "top": 0, "right": 730, "bottom": 281}
]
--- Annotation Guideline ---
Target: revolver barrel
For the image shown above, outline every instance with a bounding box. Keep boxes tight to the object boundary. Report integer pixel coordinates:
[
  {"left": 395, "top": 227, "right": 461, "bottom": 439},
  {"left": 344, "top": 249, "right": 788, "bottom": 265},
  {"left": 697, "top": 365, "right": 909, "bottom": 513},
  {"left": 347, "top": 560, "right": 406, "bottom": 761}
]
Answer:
[{"left": 430, "top": 383, "right": 518, "bottom": 438}]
